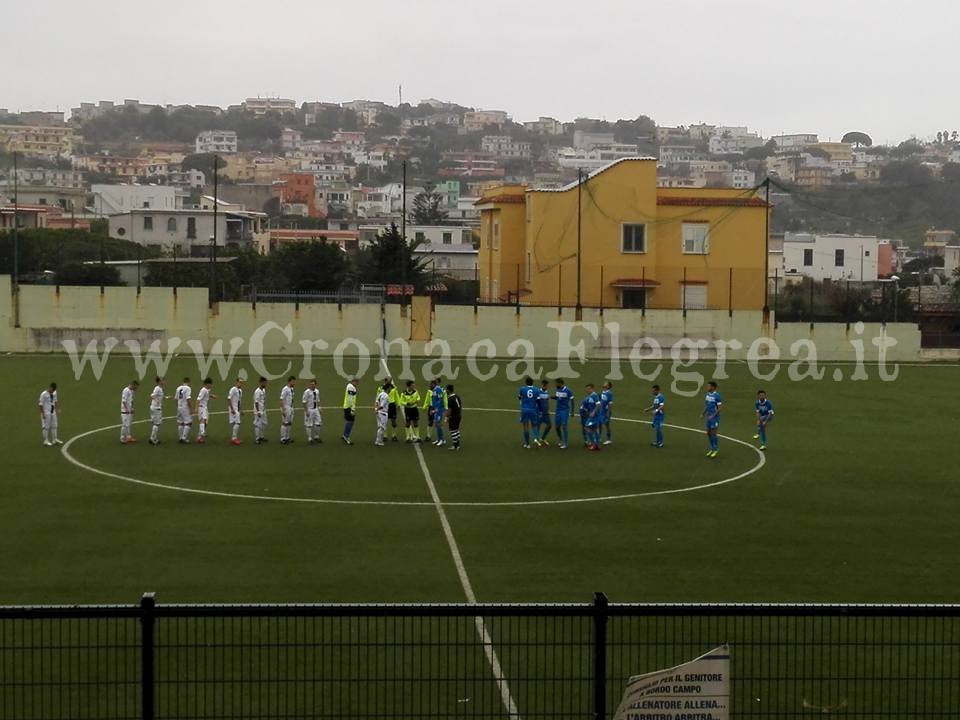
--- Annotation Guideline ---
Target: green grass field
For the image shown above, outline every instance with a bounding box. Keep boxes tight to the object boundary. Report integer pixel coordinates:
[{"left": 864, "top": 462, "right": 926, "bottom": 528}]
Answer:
[{"left": 2, "top": 353, "right": 959, "bottom": 606}]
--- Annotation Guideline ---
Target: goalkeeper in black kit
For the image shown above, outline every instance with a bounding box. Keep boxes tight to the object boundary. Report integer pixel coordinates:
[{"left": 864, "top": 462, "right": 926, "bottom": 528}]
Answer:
[{"left": 446, "top": 384, "right": 463, "bottom": 450}]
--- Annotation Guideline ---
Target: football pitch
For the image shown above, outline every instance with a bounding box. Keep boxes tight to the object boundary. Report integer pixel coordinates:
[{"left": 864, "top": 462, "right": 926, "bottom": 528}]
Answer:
[{"left": 2, "top": 353, "right": 958, "bottom": 606}]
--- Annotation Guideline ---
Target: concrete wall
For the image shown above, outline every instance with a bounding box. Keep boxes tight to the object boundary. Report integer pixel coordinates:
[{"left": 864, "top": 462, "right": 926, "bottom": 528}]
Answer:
[{"left": 0, "top": 276, "right": 923, "bottom": 361}]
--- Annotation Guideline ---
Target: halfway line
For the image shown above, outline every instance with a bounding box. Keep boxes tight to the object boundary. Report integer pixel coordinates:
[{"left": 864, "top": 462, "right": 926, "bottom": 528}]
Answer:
[{"left": 381, "top": 357, "right": 521, "bottom": 718}]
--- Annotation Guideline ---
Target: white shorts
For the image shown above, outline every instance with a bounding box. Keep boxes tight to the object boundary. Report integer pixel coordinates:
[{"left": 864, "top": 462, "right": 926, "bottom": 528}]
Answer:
[
  {"left": 255, "top": 413, "right": 268, "bottom": 429},
  {"left": 198, "top": 408, "right": 209, "bottom": 423},
  {"left": 41, "top": 412, "right": 52, "bottom": 430},
  {"left": 376, "top": 413, "right": 388, "bottom": 430},
  {"left": 177, "top": 407, "right": 192, "bottom": 425},
  {"left": 281, "top": 408, "right": 294, "bottom": 425},
  {"left": 228, "top": 411, "right": 241, "bottom": 425},
  {"left": 305, "top": 409, "right": 322, "bottom": 427},
  {"left": 151, "top": 409, "right": 162, "bottom": 426}
]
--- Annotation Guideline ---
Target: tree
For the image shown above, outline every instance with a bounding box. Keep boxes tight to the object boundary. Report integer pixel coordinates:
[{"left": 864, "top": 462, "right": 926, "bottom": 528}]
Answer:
[
  {"left": 841, "top": 131, "right": 872, "bottom": 147},
  {"left": 260, "top": 241, "right": 349, "bottom": 291},
  {"left": 410, "top": 183, "right": 448, "bottom": 225},
  {"left": 356, "top": 223, "right": 430, "bottom": 288},
  {"left": 182, "top": 153, "right": 224, "bottom": 177}
]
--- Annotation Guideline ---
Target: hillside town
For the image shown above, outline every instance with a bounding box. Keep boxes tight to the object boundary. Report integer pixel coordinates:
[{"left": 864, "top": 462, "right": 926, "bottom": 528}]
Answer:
[{"left": 1, "top": 96, "right": 960, "bottom": 294}]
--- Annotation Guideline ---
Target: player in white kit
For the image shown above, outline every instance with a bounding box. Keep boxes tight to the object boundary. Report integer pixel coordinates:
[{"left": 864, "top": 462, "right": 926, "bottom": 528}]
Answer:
[
  {"left": 148, "top": 377, "right": 166, "bottom": 445},
  {"left": 253, "top": 377, "right": 268, "bottom": 444},
  {"left": 38, "top": 382, "right": 61, "bottom": 446},
  {"left": 302, "top": 379, "right": 322, "bottom": 444},
  {"left": 195, "top": 377, "right": 215, "bottom": 444},
  {"left": 120, "top": 380, "right": 139, "bottom": 444},
  {"left": 374, "top": 381, "right": 391, "bottom": 446},
  {"left": 227, "top": 378, "right": 244, "bottom": 445},
  {"left": 173, "top": 378, "right": 193, "bottom": 443},
  {"left": 279, "top": 376, "right": 296, "bottom": 445}
]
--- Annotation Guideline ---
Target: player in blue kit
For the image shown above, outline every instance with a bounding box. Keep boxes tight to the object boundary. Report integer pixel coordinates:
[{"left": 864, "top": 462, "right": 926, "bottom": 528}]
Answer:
[
  {"left": 599, "top": 382, "right": 614, "bottom": 445},
  {"left": 643, "top": 384, "right": 666, "bottom": 448},
  {"left": 518, "top": 376, "right": 540, "bottom": 449},
  {"left": 578, "top": 395, "right": 590, "bottom": 446},
  {"left": 553, "top": 379, "right": 574, "bottom": 449},
  {"left": 753, "top": 390, "right": 774, "bottom": 451},
  {"left": 582, "top": 383, "right": 602, "bottom": 451},
  {"left": 700, "top": 381, "right": 723, "bottom": 458},
  {"left": 536, "top": 380, "right": 552, "bottom": 447},
  {"left": 431, "top": 379, "right": 448, "bottom": 446}
]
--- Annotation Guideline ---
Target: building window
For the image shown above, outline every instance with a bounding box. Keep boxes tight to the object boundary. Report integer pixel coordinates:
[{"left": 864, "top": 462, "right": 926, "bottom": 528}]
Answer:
[
  {"left": 621, "top": 224, "right": 646, "bottom": 253},
  {"left": 442, "top": 232, "right": 452, "bottom": 245},
  {"left": 526, "top": 252, "right": 531, "bottom": 282},
  {"left": 803, "top": 248, "right": 813, "bottom": 266},
  {"left": 187, "top": 217, "right": 197, "bottom": 239},
  {"left": 493, "top": 221, "right": 500, "bottom": 250},
  {"left": 167, "top": 217, "right": 177, "bottom": 232},
  {"left": 143, "top": 216, "right": 153, "bottom": 231},
  {"left": 415, "top": 231, "right": 426, "bottom": 243},
  {"left": 682, "top": 284, "right": 708, "bottom": 310},
  {"left": 682, "top": 223, "right": 710, "bottom": 254},
  {"left": 835, "top": 248, "right": 845, "bottom": 267}
]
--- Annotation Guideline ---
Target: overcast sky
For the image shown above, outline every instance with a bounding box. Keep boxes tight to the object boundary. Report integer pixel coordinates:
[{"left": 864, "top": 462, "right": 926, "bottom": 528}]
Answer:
[{"left": 5, "top": 0, "right": 955, "bottom": 144}]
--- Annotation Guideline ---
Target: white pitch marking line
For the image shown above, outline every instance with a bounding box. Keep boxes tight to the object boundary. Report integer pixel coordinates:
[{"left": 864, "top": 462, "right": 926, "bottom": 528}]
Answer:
[
  {"left": 383, "top": 358, "right": 521, "bottom": 719},
  {"left": 60, "top": 410, "right": 764, "bottom": 507}
]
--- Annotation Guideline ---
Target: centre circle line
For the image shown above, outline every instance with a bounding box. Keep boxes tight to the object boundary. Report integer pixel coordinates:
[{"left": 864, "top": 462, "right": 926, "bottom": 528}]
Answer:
[{"left": 60, "top": 407, "right": 765, "bottom": 507}]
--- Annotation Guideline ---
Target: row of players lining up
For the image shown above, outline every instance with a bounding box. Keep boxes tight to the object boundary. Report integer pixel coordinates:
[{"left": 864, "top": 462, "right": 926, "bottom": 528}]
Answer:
[{"left": 37, "top": 378, "right": 775, "bottom": 455}]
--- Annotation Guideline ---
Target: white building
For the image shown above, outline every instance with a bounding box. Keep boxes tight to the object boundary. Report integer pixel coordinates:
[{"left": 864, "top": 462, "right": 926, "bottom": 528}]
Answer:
[
  {"left": 0, "top": 167, "right": 85, "bottom": 188},
  {"left": 658, "top": 145, "right": 704, "bottom": 164},
  {"left": 708, "top": 134, "right": 764, "bottom": 155},
  {"left": 196, "top": 130, "right": 238, "bottom": 154},
  {"left": 281, "top": 128, "right": 302, "bottom": 151},
  {"left": 945, "top": 246, "right": 960, "bottom": 278},
  {"left": 557, "top": 145, "right": 641, "bottom": 171},
  {"left": 480, "top": 135, "right": 532, "bottom": 160},
  {"left": 92, "top": 184, "right": 186, "bottom": 215},
  {"left": 771, "top": 133, "right": 819, "bottom": 149},
  {"left": 342, "top": 100, "right": 386, "bottom": 126},
  {"left": 242, "top": 97, "right": 296, "bottom": 115},
  {"left": 108, "top": 208, "right": 267, "bottom": 253},
  {"left": 463, "top": 110, "right": 510, "bottom": 132},
  {"left": 783, "top": 233, "right": 886, "bottom": 282},
  {"left": 523, "top": 117, "right": 564, "bottom": 135},
  {"left": 573, "top": 130, "right": 615, "bottom": 149}
]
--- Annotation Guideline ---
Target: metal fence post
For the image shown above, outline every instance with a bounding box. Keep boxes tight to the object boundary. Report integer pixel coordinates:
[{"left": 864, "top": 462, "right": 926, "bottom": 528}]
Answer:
[
  {"left": 140, "top": 592, "right": 156, "bottom": 720},
  {"left": 593, "top": 591, "right": 609, "bottom": 720}
]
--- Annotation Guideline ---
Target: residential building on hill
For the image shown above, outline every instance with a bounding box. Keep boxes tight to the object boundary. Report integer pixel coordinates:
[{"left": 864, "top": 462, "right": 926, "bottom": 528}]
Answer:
[
  {"left": 92, "top": 184, "right": 186, "bottom": 215},
  {"left": 476, "top": 157, "right": 770, "bottom": 309},
  {"left": 0, "top": 125, "right": 77, "bottom": 158},
  {"left": 108, "top": 208, "right": 267, "bottom": 253},
  {"left": 481, "top": 135, "right": 532, "bottom": 160},
  {"left": 523, "top": 117, "right": 564, "bottom": 135},
  {"left": 241, "top": 97, "right": 296, "bottom": 115},
  {"left": 464, "top": 110, "right": 510, "bottom": 132},
  {"left": 782, "top": 233, "right": 892, "bottom": 282},
  {"left": 196, "top": 130, "right": 238, "bottom": 154}
]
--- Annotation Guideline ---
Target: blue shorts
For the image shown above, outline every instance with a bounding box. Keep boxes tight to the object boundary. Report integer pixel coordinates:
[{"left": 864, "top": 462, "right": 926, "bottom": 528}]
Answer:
[
  {"left": 433, "top": 409, "right": 446, "bottom": 423},
  {"left": 601, "top": 412, "right": 612, "bottom": 424},
  {"left": 706, "top": 419, "right": 719, "bottom": 431},
  {"left": 520, "top": 410, "right": 538, "bottom": 425},
  {"left": 652, "top": 415, "right": 664, "bottom": 428},
  {"left": 555, "top": 411, "right": 569, "bottom": 426},
  {"left": 538, "top": 412, "right": 551, "bottom": 425},
  {"left": 584, "top": 417, "right": 599, "bottom": 428}
]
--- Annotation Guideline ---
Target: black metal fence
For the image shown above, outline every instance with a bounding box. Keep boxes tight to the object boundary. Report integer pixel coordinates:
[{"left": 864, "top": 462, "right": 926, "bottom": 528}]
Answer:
[{"left": 2, "top": 594, "right": 960, "bottom": 719}]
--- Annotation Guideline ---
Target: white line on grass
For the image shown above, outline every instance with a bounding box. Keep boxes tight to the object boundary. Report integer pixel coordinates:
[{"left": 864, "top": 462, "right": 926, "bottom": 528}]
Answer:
[
  {"left": 59, "top": 409, "right": 764, "bottom": 506},
  {"left": 383, "top": 358, "right": 521, "bottom": 719}
]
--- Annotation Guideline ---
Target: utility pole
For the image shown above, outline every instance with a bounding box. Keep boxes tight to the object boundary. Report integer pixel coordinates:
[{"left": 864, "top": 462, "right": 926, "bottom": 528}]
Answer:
[
  {"left": 400, "top": 160, "right": 407, "bottom": 316},
  {"left": 762, "top": 177, "right": 771, "bottom": 320},
  {"left": 576, "top": 167, "right": 583, "bottom": 319},
  {"left": 12, "top": 151, "right": 19, "bottom": 327},
  {"left": 211, "top": 156, "right": 218, "bottom": 305}
]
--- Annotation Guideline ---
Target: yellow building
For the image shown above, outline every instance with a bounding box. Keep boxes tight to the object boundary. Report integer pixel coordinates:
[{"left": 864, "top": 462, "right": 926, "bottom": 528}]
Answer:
[{"left": 477, "top": 158, "right": 770, "bottom": 310}]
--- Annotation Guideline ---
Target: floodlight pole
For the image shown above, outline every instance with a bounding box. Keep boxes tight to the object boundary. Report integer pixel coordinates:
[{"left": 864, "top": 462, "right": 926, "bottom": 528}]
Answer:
[
  {"left": 210, "top": 156, "right": 218, "bottom": 306},
  {"left": 12, "top": 150, "right": 19, "bottom": 327},
  {"left": 401, "top": 160, "right": 407, "bottom": 316},
  {"left": 576, "top": 167, "right": 583, "bottom": 320},
  {"left": 762, "top": 177, "right": 771, "bottom": 322}
]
